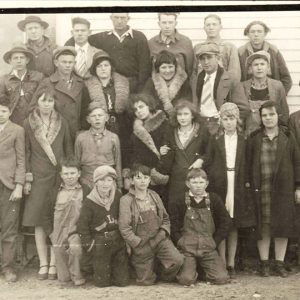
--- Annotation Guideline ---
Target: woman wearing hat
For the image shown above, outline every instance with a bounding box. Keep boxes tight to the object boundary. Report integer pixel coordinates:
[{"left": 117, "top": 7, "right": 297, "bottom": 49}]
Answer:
[
  {"left": 142, "top": 50, "right": 192, "bottom": 118},
  {"left": 84, "top": 50, "right": 131, "bottom": 168},
  {"left": 0, "top": 45, "right": 44, "bottom": 127},
  {"left": 17, "top": 15, "right": 56, "bottom": 77},
  {"left": 23, "top": 85, "right": 73, "bottom": 280},
  {"left": 242, "top": 50, "right": 289, "bottom": 136},
  {"left": 239, "top": 21, "right": 292, "bottom": 94}
]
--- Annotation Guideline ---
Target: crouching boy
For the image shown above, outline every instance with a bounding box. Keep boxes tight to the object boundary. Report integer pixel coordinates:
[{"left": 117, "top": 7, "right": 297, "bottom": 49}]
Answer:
[
  {"left": 177, "top": 169, "right": 231, "bottom": 285},
  {"left": 0, "top": 96, "right": 25, "bottom": 282},
  {"left": 119, "top": 164, "right": 184, "bottom": 286},
  {"left": 50, "top": 158, "right": 86, "bottom": 286},
  {"left": 77, "top": 165, "right": 129, "bottom": 287}
]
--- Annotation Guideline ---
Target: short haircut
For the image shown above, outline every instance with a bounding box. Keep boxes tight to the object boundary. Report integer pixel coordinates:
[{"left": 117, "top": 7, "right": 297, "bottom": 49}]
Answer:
[
  {"left": 170, "top": 99, "right": 200, "bottom": 127},
  {"left": 129, "top": 93, "right": 157, "bottom": 115},
  {"left": 59, "top": 156, "right": 81, "bottom": 172},
  {"left": 158, "top": 13, "right": 178, "bottom": 20},
  {"left": 244, "top": 21, "right": 270, "bottom": 36},
  {"left": 71, "top": 17, "right": 91, "bottom": 29},
  {"left": 204, "top": 14, "right": 222, "bottom": 24},
  {"left": 0, "top": 95, "right": 12, "bottom": 110},
  {"left": 259, "top": 100, "right": 278, "bottom": 117},
  {"left": 186, "top": 168, "right": 208, "bottom": 181},
  {"left": 154, "top": 50, "right": 177, "bottom": 73},
  {"left": 129, "top": 163, "right": 151, "bottom": 178}
]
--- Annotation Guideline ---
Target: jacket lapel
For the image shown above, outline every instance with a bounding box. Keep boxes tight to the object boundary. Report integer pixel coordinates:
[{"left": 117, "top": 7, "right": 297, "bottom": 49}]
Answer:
[
  {"left": 273, "top": 130, "right": 288, "bottom": 176},
  {"left": 216, "top": 70, "right": 230, "bottom": 110},
  {"left": 216, "top": 134, "right": 226, "bottom": 164},
  {"left": 267, "top": 77, "right": 276, "bottom": 102},
  {"left": 0, "top": 120, "right": 13, "bottom": 144},
  {"left": 234, "top": 134, "right": 244, "bottom": 176}
]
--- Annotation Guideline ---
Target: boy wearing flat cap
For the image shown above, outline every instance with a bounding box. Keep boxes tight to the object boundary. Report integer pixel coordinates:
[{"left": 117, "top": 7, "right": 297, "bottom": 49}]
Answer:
[
  {"left": 17, "top": 15, "right": 56, "bottom": 77},
  {"left": 194, "top": 42, "right": 249, "bottom": 135},
  {"left": 77, "top": 165, "right": 129, "bottom": 287},
  {"left": 30, "top": 46, "right": 88, "bottom": 142},
  {"left": 0, "top": 45, "right": 44, "bottom": 127}
]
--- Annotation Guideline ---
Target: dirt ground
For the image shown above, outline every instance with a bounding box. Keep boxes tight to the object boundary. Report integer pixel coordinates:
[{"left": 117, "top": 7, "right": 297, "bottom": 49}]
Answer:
[{"left": 0, "top": 266, "right": 299, "bottom": 300}]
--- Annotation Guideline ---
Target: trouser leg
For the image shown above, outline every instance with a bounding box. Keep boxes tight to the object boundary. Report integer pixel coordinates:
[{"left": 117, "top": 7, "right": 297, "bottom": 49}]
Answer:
[
  {"left": 199, "top": 250, "right": 229, "bottom": 284},
  {"left": 68, "top": 234, "right": 84, "bottom": 281},
  {"left": 177, "top": 255, "right": 198, "bottom": 286},
  {"left": 155, "top": 238, "right": 184, "bottom": 282},
  {"left": 53, "top": 246, "right": 71, "bottom": 282}
]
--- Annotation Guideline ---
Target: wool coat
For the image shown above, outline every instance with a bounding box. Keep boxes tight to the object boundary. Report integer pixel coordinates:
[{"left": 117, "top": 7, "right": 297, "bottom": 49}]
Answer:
[
  {"left": 239, "top": 41, "right": 292, "bottom": 94},
  {"left": 289, "top": 110, "right": 300, "bottom": 145},
  {"left": 203, "top": 133, "right": 256, "bottom": 228},
  {"left": 247, "top": 128, "right": 300, "bottom": 238},
  {"left": 22, "top": 112, "right": 73, "bottom": 227}
]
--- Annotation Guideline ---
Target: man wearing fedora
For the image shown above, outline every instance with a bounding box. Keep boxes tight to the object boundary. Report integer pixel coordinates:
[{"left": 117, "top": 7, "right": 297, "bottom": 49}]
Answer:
[
  {"left": 194, "top": 43, "right": 249, "bottom": 135},
  {"left": 0, "top": 45, "right": 44, "bottom": 127},
  {"left": 17, "top": 15, "right": 56, "bottom": 77},
  {"left": 30, "top": 46, "right": 87, "bottom": 142}
]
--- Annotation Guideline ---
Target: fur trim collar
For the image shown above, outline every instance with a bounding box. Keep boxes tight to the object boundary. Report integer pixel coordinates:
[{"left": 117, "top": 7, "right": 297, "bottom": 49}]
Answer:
[
  {"left": 152, "top": 65, "right": 187, "bottom": 117},
  {"left": 175, "top": 122, "right": 200, "bottom": 150},
  {"left": 29, "top": 108, "right": 61, "bottom": 166},
  {"left": 85, "top": 72, "right": 129, "bottom": 113},
  {"left": 133, "top": 110, "right": 166, "bottom": 158}
]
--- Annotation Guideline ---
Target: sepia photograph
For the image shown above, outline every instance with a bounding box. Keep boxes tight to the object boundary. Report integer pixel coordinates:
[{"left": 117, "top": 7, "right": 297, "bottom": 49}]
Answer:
[{"left": 0, "top": 1, "right": 299, "bottom": 299}]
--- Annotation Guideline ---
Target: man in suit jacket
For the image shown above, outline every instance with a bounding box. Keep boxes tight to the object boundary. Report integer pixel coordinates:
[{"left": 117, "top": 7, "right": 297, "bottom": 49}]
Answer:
[
  {"left": 0, "top": 96, "right": 25, "bottom": 282},
  {"left": 195, "top": 43, "right": 249, "bottom": 135},
  {"left": 66, "top": 17, "right": 99, "bottom": 79}
]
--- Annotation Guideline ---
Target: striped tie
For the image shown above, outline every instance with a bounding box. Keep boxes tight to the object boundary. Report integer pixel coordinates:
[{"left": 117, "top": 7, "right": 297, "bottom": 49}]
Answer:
[
  {"left": 76, "top": 48, "right": 87, "bottom": 77},
  {"left": 201, "top": 75, "right": 212, "bottom": 105}
]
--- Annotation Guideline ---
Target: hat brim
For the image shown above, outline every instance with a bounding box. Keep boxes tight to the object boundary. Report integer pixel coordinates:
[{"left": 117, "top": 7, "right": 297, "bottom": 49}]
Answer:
[
  {"left": 197, "top": 51, "right": 219, "bottom": 58},
  {"left": 17, "top": 19, "right": 49, "bottom": 31},
  {"left": 3, "top": 49, "right": 34, "bottom": 64},
  {"left": 246, "top": 54, "right": 270, "bottom": 68}
]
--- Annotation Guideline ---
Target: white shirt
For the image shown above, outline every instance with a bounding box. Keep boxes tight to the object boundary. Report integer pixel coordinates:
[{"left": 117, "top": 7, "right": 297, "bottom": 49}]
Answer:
[
  {"left": 0, "top": 121, "right": 9, "bottom": 133},
  {"left": 109, "top": 27, "right": 133, "bottom": 43},
  {"left": 178, "top": 124, "right": 194, "bottom": 147},
  {"left": 224, "top": 131, "right": 238, "bottom": 168},
  {"left": 11, "top": 70, "right": 27, "bottom": 96}
]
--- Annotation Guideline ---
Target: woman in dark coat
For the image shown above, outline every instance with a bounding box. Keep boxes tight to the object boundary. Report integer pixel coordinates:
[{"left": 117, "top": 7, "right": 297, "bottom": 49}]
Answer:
[
  {"left": 158, "top": 100, "right": 209, "bottom": 243},
  {"left": 204, "top": 102, "right": 256, "bottom": 277},
  {"left": 247, "top": 100, "right": 300, "bottom": 277},
  {"left": 128, "top": 93, "right": 169, "bottom": 204},
  {"left": 23, "top": 86, "right": 73, "bottom": 280},
  {"left": 142, "top": 50, "right": 192, "bottom": 118}
]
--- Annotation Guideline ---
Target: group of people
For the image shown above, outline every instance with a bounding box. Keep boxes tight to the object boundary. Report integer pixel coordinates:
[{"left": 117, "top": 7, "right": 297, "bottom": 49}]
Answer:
[{"left": 0, "top": 12, "right": 299, "bottom": 289}]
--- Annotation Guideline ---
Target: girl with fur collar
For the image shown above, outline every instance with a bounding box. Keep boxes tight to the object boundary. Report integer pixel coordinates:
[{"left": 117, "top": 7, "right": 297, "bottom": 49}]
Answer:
[
  {"left": 23, "top": 86, "right": 73, "bottom": 281},
  {"left": 142, "top": 50, "right": 192, "bottom": 118}
]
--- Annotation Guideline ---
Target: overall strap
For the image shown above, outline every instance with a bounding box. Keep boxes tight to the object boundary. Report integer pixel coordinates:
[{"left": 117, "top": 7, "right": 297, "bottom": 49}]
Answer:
[{"left": 205, "top": 194, "right": 211, "bottom": 211}]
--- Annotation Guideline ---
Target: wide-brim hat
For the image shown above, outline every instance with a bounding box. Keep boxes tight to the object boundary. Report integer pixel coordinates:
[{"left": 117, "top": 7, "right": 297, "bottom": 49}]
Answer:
[
  {"left": 3, "top": 45, "right": 35, "bottom": 64},
  {"left": 53, "top": 46, "right": 77, "bottom": 60},
  {"left": 245, "top": 50, "right": 270, "bottom": 68},
  {"left": 194, "top": 42, "right": 220, "bottom": 58},
  {"left": 17, "top": 15, "right": 49, "bottom": 31}
]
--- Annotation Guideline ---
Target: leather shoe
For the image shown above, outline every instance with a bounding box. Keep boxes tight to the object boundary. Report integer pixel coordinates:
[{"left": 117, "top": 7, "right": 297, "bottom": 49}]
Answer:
[
  {"left": 3, "top": 269, "right": 17, "bottom": 283},
  {"left": 260, "top": 260, "right": 270, "bottom": 277},
  {"left": 273, "top": 260, "right": 288, "bottom": 278}
]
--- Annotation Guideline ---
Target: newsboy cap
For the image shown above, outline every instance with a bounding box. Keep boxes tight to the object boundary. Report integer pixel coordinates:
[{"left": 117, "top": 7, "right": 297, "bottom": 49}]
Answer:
[
  {"left": 3, "top": 44, "right": 34, "bottom": 64},
  {"left": 245, "top": 50, "right": 270, "bottom": 69},
  {"left": 93, "top": 165, "right": 117, "bottom": 183},
  {"left": 53, "top": 46, "right": 77, "bottom": 60},
  {"left": 17, "top": 15, "right": 49, "bottom": 31},
  {"left": 194, "top": 42, "right": 220, "bottom": 58}
]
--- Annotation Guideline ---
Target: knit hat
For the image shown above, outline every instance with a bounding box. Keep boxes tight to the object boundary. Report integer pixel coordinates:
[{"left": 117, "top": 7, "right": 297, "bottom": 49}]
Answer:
[
  {"left": 245, "top": 50, "right": 270, "bottom": 69},
  {"left": 93, "top": 165, "right": 117, "bottom": 183},
  {"left": 219, "top": 102, "right": 240, "bottom": 119}
]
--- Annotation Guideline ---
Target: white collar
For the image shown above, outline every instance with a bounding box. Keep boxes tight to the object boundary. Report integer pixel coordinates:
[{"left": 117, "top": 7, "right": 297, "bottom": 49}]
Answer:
[
  {"left": 224, "top": 131, "right": 238, "bottom": 138},
  {"left": 109, "top": 27, "right": 133, "bottom": 39},
  {"left": 0, "top": 120, "right": 9, "bottom": 132},
  {"left": 11, "top": 69, "right": 27, "bottom": 81},
  {"left": 205, "top": 70, "right": 217, "bottom": 82}
]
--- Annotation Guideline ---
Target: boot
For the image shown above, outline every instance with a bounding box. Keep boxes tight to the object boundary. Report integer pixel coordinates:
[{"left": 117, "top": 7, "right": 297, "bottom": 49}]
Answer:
[
  {"left": 259, "top": 260, "right": 270, "bottom": 277},
  {"left": 273, "top": 260, "right": 288, "bottom": 278}
]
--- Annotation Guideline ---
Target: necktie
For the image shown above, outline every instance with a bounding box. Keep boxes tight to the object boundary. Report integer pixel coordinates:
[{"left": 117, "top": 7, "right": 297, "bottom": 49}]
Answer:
[
  {"left": 201, "top": 75, "right": 212, "bottom": 105},
  {"left": 76, "top": 48, "right": 87, "bottom": 77}
]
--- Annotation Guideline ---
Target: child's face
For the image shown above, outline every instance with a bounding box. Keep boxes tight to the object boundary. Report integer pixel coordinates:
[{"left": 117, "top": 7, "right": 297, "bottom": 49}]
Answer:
[
  {"left": 87, "top": 108, "right": 109, "bottom": 130},
  {"left": 95, "top": 176, "right": 115, "bottom": 194},
  {"left": 38, "top": 93, "right": 55, "bottom": 115},
  {"left": 0, "top": 105, "right": 11, "bottom": 124},
  {"left": 220, "top": 115, "right": 237, "bottom": 133},
  {"left": 186, "top": 176, "right": 208, "bottom": 196},
  {"left": 131, "top": 172, "right": 151, "bottom": 192},
  {"left": 177, "top": 107, "right": 193, "bottom": 127},
  {"left": 60, "top": 166, "right": 80, "bottom": 188}
]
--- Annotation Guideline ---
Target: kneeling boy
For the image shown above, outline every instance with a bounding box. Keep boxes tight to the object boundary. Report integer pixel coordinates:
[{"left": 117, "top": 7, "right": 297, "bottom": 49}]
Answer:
[
  {"left": 119, "top": 164, "right": 184, "bottom": 286},
  {"left": 177, "top": 168, "right": 231, "bottom": 285}
]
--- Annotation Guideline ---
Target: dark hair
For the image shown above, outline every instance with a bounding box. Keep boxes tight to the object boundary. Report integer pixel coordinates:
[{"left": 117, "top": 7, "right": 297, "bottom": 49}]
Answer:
[
  {"left": 259, "top": 100, "right": 278, "bottom": 117},
  {"left": 59, "top": 156, "right": 81, "bottom": 172},
  {"left": 0, "top": 95, "right": 12, "bottom": 110},
  {"left": 154, "top": 50, "right": 177, "bottom": 73},
  {"left": 204, "top": 14, "right": 222, "bottom": 25},
  {"left": 158, "top": 13, "right": 178, "bottom": 20},
  {"left": 71, "top": 17, "right": 91, "bottom": 29},
  {"left": 170, "top": 99, "right": 200, "bottom": 127},
  {"left": 129, "top": 93, "right": 157, "bottom": 115},
  {"left": 186, "top": 168, "right": 208, "bottom": 181},
  {"left": 90, "top": 57, "right": 114, "bottom": 77},
  {"left": 244, "top": 21, "right": 270, "bottom": 36},
  {"left": 129, "top": 164, "right": 151, "bottom": 179}
]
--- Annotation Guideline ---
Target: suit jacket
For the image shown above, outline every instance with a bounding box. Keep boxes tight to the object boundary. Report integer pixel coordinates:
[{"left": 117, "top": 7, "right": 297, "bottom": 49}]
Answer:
[
  {"left": 195, "top": 66, "right": 250, "bottom": 120},
  {"left": 0, "top": 120, "right": 25, "bottom": 190}
]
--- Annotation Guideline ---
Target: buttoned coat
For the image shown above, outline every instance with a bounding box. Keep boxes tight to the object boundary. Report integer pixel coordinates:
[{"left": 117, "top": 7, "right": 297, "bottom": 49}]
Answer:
[
  {"left": 247, "top": 128, "right": 300, "bottom": 238},
  {"left": 195, "top": 67, "right": 250, "bottom": 120},
  {"left": 30, "top": 71, "right": 87, "bottom": 142},
  {"left": 0, "top": 120, "right": 25, "bottom": 190}
]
